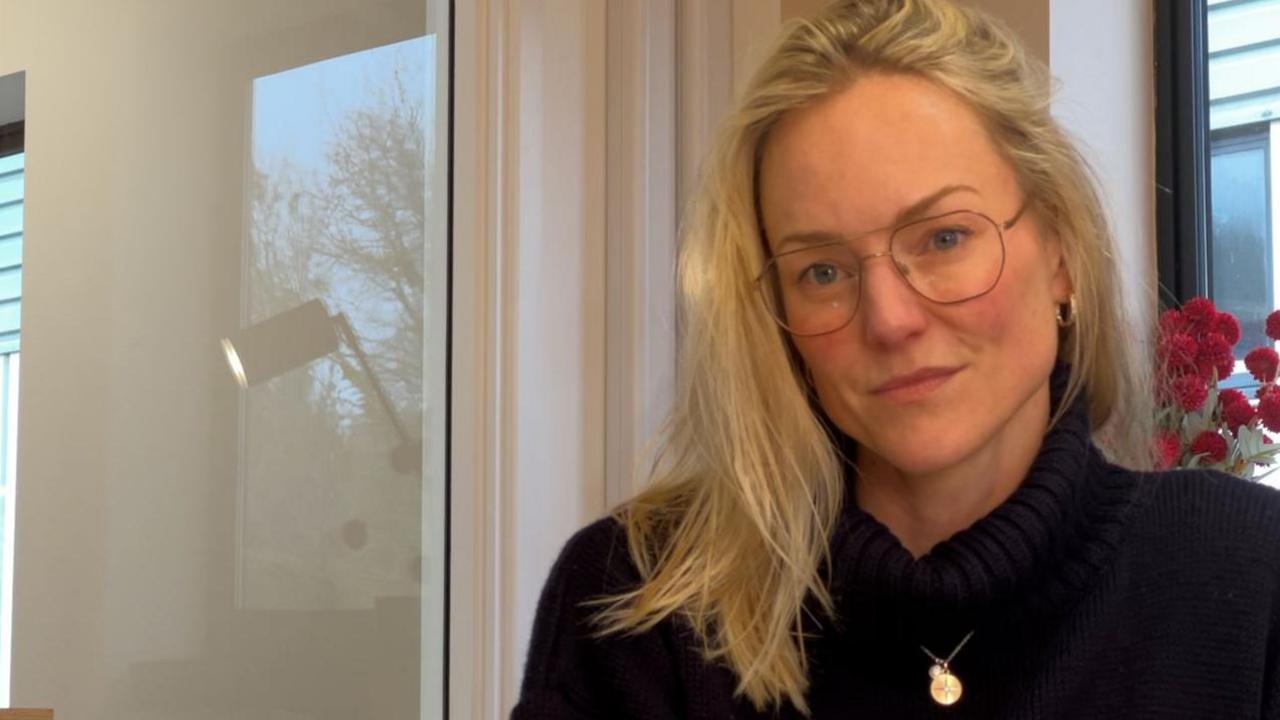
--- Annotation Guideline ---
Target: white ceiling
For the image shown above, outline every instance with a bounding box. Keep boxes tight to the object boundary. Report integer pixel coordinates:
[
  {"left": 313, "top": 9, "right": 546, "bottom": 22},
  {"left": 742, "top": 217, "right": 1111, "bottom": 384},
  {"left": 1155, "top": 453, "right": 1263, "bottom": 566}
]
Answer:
[{"left": 0, "top": 72, "right": 24, "bottom": 127}]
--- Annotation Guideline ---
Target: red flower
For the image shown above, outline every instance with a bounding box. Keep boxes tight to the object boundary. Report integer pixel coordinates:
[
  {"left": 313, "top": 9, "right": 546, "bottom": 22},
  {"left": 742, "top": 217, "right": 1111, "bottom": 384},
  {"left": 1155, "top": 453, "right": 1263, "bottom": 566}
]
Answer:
[
  {"left": 1159, "top": 308, "right": 1186, "bottom": 336},
  {"left": 1158, "top": 332, "right": 1198, "bottom": 374},
  {"left": 1220, "top": 388, "right": 1249, "bottom": 406},
  {"left": 1267, "top": 310, "right": 1280, "bottom": 341},
  {"left": 1182, "top": 297, "right": 1217, "bottom": 331},
  {"left": 1220, "top": 358, "right": 1236, "bottom": 381},
  {"left": 1221, "top": 393, "right": 1256, "bottom": 431},
  {"left": 1183, "top": 297, "right": 1216, "bottom": 320},
  {"left": 1189, "top": 430, "right": 1228, "bottom": 464},
  {"left": 1195, "top": 332, "right": 1234, "bottom": 380},
  {"left": 1215, "top": 312, "right": 1242, "bottom": 346},
  {"left": 1246, "top": 347, "right": 1280, "bottom": 383},
  {"left": 1172, "top": 374, "right": 1208, "bottom": 412},
  {"left": 1259, "top": 393, "right": 1280, "bottom": 433},
  {"left": 1154, "top": 431, "right": 1182, "bottom": 470}
]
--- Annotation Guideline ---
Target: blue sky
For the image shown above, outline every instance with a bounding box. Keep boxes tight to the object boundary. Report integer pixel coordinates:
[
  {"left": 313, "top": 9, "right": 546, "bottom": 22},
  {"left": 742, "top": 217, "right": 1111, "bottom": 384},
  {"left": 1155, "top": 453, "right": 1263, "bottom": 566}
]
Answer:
[{"left": 252, "top": 34, "right": 435, "bottom": 174}]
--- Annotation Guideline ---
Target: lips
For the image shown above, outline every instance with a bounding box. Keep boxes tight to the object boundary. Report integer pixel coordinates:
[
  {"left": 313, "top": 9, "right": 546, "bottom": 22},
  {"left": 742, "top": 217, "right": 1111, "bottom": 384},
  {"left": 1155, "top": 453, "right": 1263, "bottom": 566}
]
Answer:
[{"left": 872, "top": 366, "right": 963, "bottom": 395}]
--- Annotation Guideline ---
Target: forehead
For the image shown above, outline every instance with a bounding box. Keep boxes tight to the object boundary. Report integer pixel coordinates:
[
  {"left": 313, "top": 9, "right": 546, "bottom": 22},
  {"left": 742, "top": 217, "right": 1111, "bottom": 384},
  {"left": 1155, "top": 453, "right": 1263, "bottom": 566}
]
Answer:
[{"left": 758, "top": 72, "right": 1018, "bottom": 244}]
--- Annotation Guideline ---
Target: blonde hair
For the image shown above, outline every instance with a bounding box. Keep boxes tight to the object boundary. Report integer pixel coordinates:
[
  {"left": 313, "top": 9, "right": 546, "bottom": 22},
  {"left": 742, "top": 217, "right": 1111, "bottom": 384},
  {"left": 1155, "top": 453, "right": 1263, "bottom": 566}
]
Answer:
[{"left": 594, "top": 0, "right": 1153, "bottom": 713}]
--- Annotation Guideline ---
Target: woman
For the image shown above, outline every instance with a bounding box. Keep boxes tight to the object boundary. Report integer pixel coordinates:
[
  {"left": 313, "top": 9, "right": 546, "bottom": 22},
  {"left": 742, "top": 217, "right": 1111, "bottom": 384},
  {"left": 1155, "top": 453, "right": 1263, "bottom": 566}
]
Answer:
[{"left": 514, "top": 0, "right": 1280, "bottom": 717}]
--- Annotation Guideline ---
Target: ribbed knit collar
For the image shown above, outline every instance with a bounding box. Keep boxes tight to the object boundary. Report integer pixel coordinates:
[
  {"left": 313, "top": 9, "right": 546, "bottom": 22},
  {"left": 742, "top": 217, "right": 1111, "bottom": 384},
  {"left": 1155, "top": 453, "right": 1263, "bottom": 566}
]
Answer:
[{"left": 826, "top": 366, "right": 1140, "bottom": 625}]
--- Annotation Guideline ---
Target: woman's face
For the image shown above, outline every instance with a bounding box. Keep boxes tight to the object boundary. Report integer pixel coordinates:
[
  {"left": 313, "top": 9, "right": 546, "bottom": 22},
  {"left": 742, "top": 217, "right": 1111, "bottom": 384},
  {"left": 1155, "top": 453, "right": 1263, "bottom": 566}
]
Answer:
[{"left": 757, "top": 72, "right": 1071, "bottom": 478}]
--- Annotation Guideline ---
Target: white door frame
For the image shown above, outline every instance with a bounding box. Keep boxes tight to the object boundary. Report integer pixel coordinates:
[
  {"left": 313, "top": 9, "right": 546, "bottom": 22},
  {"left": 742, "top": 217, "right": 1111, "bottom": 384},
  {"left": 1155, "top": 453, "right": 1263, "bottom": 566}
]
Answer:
[{"left": 450, "top": 1, "right": 526, "bottom": 715}]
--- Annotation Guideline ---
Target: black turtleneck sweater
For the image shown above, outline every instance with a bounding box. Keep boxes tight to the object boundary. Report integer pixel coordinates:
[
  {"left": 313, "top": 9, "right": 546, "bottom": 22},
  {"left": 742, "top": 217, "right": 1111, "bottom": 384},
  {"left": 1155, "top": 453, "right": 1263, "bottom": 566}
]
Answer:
[{"left": 512, "top": 385, "right": 1280, "bottom": 719}]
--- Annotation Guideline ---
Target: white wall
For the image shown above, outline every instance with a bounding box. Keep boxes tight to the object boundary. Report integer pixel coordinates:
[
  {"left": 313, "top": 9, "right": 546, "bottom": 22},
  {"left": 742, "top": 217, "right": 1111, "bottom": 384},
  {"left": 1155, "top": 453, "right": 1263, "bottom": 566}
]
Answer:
[{"left": 1050, "top": 0, "right": 1156, "bottom": 334}]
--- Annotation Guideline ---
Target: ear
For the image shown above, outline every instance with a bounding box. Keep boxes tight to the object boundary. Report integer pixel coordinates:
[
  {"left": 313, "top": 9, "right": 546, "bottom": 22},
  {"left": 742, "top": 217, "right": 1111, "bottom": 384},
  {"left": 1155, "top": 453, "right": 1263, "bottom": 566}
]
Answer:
[
  {"left": 1051, "top": 251, "right": 1073, "bottom": 304},
  {"left": 1043, "top": 227, "right": 1073, "bottom": 304}
]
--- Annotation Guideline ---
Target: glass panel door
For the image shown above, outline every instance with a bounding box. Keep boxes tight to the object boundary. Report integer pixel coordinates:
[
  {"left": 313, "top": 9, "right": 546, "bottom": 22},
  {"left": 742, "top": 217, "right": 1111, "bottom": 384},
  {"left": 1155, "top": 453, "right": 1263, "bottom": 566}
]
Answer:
[{"left": 0, "top": 0, "right": 448, "bottom": 717}]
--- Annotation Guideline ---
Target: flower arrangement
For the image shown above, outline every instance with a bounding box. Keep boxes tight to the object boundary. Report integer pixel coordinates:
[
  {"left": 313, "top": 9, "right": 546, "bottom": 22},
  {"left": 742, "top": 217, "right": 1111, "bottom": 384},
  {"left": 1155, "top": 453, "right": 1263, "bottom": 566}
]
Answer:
[{"left": 1155, "top": 296, "right": 1280, "bottom": 478}]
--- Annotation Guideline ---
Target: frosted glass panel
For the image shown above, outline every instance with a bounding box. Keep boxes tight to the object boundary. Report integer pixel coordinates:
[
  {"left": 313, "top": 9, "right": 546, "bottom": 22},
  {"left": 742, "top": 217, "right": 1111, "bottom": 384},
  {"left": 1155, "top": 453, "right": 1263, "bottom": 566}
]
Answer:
[
  {"left": 242, "top": 36, "right": 430, "bottom": 612},
  {"left": 0, "top": 1, "right": 447, "bottom": 718}
]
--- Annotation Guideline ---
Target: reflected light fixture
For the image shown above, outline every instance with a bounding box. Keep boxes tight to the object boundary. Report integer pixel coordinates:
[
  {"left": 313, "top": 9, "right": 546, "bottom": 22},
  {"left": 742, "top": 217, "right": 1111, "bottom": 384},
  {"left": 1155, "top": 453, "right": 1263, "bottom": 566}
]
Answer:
[
  {"left": 220, "top": 298, "right": 420, "bottom": 474},
  {"left": 221, "top": 300, "right": 340, "bottom": 388}
]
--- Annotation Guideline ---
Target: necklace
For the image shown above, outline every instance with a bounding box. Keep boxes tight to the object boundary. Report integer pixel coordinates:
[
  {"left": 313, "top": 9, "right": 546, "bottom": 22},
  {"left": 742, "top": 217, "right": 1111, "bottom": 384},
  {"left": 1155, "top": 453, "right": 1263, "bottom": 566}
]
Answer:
[{"left": 920, "top": 630, "right": 975, "bottom": 706}]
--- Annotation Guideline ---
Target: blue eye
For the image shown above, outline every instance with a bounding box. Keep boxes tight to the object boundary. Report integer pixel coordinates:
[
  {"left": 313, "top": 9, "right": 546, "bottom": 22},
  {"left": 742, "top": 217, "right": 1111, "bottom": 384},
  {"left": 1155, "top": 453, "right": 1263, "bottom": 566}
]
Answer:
[
  {"left": 930, "top": 227, "right": 972, "bottom": 251},
  {"left": 801, "top": 263, "right": 843, "bottom": 286}
]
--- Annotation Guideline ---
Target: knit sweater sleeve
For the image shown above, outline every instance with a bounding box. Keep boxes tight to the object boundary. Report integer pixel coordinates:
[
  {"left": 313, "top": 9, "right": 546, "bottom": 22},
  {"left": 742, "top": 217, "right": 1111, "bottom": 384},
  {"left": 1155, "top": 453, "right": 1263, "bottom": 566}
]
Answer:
[{"left": 511, "top": 517, "right": 686, "bottom": 720}]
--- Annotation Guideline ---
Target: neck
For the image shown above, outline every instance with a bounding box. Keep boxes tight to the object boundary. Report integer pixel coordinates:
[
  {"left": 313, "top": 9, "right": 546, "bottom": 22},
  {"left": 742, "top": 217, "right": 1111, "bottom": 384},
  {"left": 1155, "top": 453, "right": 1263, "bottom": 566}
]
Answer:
[{"left": 853, "top": 385, "right": 1051, "bottom": 559}]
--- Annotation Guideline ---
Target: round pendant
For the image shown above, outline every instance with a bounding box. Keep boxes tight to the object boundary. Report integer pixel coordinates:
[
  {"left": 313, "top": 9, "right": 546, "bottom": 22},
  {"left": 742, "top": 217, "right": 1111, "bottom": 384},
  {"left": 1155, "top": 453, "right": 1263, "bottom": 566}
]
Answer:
[{"left": 929, "top": 671, "right": 963, "bottom": 706}]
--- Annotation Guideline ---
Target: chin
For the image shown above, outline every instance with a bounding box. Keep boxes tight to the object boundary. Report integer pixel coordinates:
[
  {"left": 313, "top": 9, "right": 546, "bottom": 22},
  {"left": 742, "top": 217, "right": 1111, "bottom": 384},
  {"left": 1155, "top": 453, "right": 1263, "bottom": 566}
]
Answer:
[{"left": 861, "top": 427, "right": 981, "bottom": 478}]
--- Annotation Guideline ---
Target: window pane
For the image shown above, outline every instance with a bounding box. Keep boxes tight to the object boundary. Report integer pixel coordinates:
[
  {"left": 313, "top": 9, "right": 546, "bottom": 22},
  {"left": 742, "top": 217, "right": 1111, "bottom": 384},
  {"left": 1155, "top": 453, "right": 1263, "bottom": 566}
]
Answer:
[
  {"left": 1210, "top": 136, "right": 1271, "bottom": 354},
  {"left": 243, "top": 37, "right": 429, "bottom": 613},
  {"left": 1206, "top": 0, "right": 1278, "bottom": 373}
]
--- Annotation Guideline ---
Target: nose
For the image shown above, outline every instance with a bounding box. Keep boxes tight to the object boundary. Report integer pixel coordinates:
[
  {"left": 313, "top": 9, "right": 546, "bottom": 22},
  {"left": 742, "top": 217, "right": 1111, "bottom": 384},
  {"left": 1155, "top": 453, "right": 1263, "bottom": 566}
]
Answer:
[{"left": 856, "top": 253, "right": 930, "bottom": 347}]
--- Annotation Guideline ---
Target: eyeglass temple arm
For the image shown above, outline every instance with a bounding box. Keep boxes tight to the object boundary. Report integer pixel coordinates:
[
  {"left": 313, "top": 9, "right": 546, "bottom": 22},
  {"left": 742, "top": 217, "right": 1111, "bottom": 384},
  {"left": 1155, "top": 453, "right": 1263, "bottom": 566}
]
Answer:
[{"left": 1002, "top": 196, "right": 1033, "bottom": 231}]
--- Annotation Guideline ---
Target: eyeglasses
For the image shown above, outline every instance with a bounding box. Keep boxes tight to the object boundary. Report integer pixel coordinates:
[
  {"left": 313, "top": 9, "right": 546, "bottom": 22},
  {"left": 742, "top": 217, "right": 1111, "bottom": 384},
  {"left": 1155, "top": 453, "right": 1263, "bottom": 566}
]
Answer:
[{"left": 756, "top": 202, "right": 1028, "bottom": 337}]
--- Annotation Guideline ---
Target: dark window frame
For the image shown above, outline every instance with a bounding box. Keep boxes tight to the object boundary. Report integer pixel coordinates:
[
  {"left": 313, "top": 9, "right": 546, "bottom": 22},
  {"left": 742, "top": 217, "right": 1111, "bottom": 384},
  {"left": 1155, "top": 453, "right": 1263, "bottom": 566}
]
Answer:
[
  {"left": 1154, "top": 0, "right": 1212, "bottom": 307},
  {"left": 0, "top": 121, "right": 21, "bottom": 158}
]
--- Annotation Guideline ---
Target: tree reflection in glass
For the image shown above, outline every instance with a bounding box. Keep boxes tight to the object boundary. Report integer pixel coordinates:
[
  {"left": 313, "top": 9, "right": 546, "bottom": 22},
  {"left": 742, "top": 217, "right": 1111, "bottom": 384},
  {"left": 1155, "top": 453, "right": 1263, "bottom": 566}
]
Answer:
[{"left": 242, "top": 36, "right": 432, "bottom": 612}]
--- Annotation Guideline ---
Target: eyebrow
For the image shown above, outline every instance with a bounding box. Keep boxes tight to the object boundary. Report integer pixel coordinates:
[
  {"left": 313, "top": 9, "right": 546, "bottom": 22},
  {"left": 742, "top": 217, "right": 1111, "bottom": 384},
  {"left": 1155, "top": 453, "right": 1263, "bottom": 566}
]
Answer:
[{"left": 773, "top": 184, "right": 982, "bottom": 254}]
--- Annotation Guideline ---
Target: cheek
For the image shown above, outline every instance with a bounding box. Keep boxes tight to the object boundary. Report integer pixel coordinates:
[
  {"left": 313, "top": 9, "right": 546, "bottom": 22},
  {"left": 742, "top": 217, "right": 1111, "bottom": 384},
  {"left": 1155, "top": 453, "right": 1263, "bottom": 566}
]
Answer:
[
  {"left": 957, "top": 282, "right": 1019, "bottom": 341},
  {"left": 792, "top": 332, "right": 856, "bottom": 381},
  {"left": 963, "top": 244, "right": 1058, "bottom": 339},
  {"left": 792, "top": 334, "right": 862, "bottom": 432},
  {"left": 958, "top": 266, "right": 1059, "bottom": 365}
]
